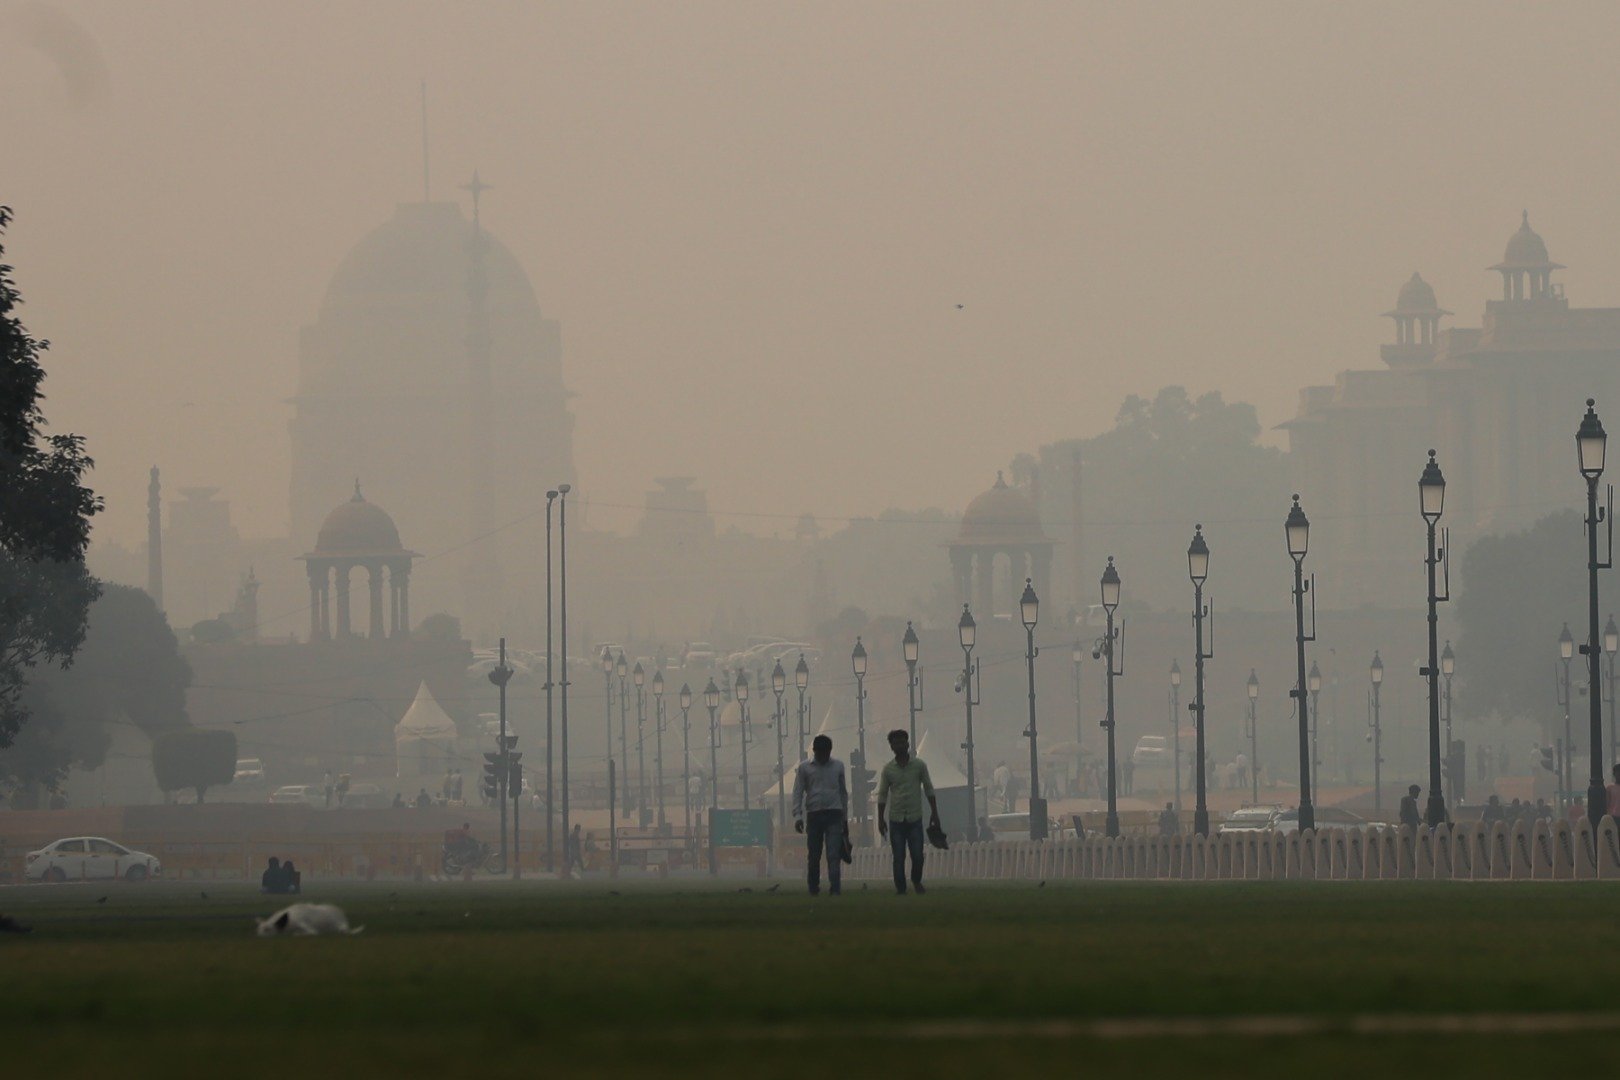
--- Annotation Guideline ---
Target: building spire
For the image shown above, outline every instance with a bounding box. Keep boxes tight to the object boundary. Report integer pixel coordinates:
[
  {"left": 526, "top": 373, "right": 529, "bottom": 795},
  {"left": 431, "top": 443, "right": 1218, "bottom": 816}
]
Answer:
[{"left": 147, "top": 466, "right": 164, "bottom": 612}]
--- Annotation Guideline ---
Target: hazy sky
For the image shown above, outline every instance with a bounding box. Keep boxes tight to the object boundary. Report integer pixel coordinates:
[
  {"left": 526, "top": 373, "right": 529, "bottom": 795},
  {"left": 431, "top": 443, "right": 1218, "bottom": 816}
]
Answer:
[{"left": 6, "top": 1, "right": 1620, "bottom": 547}]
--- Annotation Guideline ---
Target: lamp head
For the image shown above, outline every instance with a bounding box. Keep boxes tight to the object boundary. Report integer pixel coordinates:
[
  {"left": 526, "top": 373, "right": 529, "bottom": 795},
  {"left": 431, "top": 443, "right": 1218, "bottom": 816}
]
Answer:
[
  {"left": 1560, "top": 623, "right": 1576, "bottom": 660},
  {"left": 1606, "top": 616, "right": 1619, "bottom": 657},
  {"left": 1286, "top": 494, "right": 1310, "bottom": 560},
  {"left": 703, "top": 678, "right": 720, "bottom": 709},
  {"left": 1247, "top": 669, "right": 1259, "bottom": 700},
  {"left": 1419, "top": 450, "right": 1446, "bottom": 523},
  {"left": 679, "top": 682, "right": 692, "bottom": 710},
  {"left": 1440, "top": 640, "right": 1455, "bottom": 676},
  {"left": 795, "top": 653, "right": 809, "bottom": 690},
  {"left": 652, "top": 669, "right": 664, "bottom": 697},
  {"left": 1169, "top": 659, "right": 1181, "bottom": 688},
  {"left": 734, "top": 669, "right": 749, "bottom": 703},
  {"left": 772, "top": 659, "right": 786, "bottom": 694},
  {"left": 851, "top": 637, "right": 868, "bottom": 678},
  {"left": 1308, "top": 661, "right": 1322, "bottom": 694},
  {"left": 903, "top": 621, "right": 919, "bottom": 666},
  {"left": 632, "top": 661, "right": 645, "bottom": 688},
  {"left": 1370, "top": 651, "right": 1384, "bottom": 686},
  {"left": 1579, "top": 398, "right": 1608, "bottom": 479},
  {"left": 1100, "top": 556, "right": 1121, "bottom": 612},
  {"left": 1020, "top": 578, "right": 1039, "bottom": 630},
  {"left": 958, "top": 604, "right": 976, "bottom": 650},
  {"left": 1187, "top": 524, "right": 1209, "bottom": 585}
]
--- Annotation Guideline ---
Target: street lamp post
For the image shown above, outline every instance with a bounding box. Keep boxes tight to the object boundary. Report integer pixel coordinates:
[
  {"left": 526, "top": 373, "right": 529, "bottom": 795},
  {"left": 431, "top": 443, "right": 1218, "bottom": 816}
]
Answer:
[
  {"left": 543, "top": 489, "right": 557, "bottom": 872},
  {"left": 615, "top": 652, "right": 630, "bottom": 819},
  {"left": 852, "top": 638, "right": 869, "bottom": 829},
  {"left": 1020, "top": 578, "right": 1046, "bottom": 840},
  {"left": 1188, "top": 524, "right": 1213, "bottom": 838},
  {"left": 1072, "top": 641, "right": 1084, "bottom": 756},
  {"left": 1308, "top": 661, "right": 1322, "bottom": 801},
  {"left": 772, "top": 659, "right": 787, "bottom": 834},
  {"left": 903, "top": 622, "right": 921, "bottom": 747},
  {"left": 1559, "top": 624, "right": 1575, "bottom": 810},
  {"left": 1169, "top": 660, "right": 1182, "bottom": 815},
  {"left": 794, "top": 655, "right": 810, "bottom": 763},
  {"left": 632, "top": 662, "right": 647, "bottom": 827},
  {"left": 489, "top": 639, "right": 514, "bottom": 875},
  {"left": 679, "top": 682, "right": 693, "bottom": 851},
  {"left": 959, "top": 605, "right": 982, "bottom": 839},
  {"left": 704, "top": 678, "right": 721, "bottom": 812},
  {"left": 1097, "top": 557, "right": 1125, "bottom": 839},
  {"left": 1441, "top": 640, "right": 1456, "bottom": 796},
  {"left": 652, "top": 670, "right": 667, "bottom": 832},
  {"left": 1419, "top": 449, "right": 1451, "bottom": 828},
  {"left": 735, "top": 670, "right": 752, "bottom": 807},
  {"left": 1286, "top": 495, "right": 1318, "bottom": 834},
  {"left": 1246, "top": 670, "right": 1260, "bottom": 804},
  {"left": 1578, "top": 400, "right": 1614, "bottom": 826},
  {"left": 1369, "top": 652, "right": 1384, "bottom": 818},
  {"left": 600, "top": 647, "right": 614, "bottom": 816},
  {"left": 556, "top": 483, "right": 571, "bottom": 870}
]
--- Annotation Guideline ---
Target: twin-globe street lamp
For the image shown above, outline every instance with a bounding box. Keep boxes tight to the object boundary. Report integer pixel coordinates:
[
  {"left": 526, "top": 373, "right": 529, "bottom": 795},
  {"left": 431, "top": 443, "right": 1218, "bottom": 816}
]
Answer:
[
  {"left": 1020, "top": 578, "right": 1046, "bottom": 840},
  {"left": 1578, "top": 399, "right": 1613, "bottom": 826},
  {"left": 1419, "top": 449, "right": 1451, "bottom": 827}
]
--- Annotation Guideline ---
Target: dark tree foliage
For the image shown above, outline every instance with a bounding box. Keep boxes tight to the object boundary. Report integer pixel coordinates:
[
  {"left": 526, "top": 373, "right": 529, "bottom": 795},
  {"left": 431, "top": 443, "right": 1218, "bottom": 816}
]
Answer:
[
  {"left": 1455, "top": 510, "right": 1586, "bottom": 725},
  {"left": 151, "top": 728, "right": 236, "bottom": 803},
  {"left": 0, "top": 207, "right": 101, "bottom": 748},
  {"left": 0, "top": 584, "right": 191, "bottom": 796}
]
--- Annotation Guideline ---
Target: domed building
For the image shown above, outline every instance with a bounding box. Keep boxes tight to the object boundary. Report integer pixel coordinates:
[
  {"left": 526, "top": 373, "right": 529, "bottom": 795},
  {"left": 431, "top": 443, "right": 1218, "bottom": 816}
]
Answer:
[
  {"left": 1382, "top": 272, "right": 1451, "bottom": 366},
  {"left": 948, "top": 472, "right": 1052, "bottom": 615},
  {"left": 299, "top": 483, "right": 419, "bottom": 640},
  {"left": 288, "top": 198, "right": 575, "bottom": 637}
]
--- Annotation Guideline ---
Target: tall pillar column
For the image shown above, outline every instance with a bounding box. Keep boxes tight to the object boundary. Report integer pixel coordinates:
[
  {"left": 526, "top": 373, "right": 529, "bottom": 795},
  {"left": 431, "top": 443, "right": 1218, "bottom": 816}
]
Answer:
[
  {"left": 398, "top": 572, "right": 411, "bottom": 638},
  {"left": 308, "top": 571, "right": 322, "bottom": 642},
  {"left": 318, "top": 573, "right": 331, "bottom": 640},
  {"left": 368, "top": 562, "right": 385, "bottom": 640},
  {"left": 335, "top": 563, "right": 352, "bottom": 637}
]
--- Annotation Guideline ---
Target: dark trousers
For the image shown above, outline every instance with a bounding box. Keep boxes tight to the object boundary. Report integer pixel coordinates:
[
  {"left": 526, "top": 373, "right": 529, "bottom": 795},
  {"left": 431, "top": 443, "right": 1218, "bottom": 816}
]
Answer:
[
  {"left": 889, "top": 819, "right": 925, "bottom": 892},
  {"left": 805, "top": 809, "right": 844, "bottom": 894}
]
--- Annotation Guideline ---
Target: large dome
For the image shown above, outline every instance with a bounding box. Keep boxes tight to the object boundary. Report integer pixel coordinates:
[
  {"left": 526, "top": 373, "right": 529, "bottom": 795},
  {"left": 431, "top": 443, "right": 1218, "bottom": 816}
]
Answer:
[
  {"left": 1502, "top": 211, "right": 1552, "bottom": 267},
  {"left": 313, "top": 484, "right": 408, "bottom": 555},
  {"left": 319, "top": 201, "right": 540, "bottom": 317},
  {"left": 959, "top": 472, "right": 1047, "bottom": 543}
]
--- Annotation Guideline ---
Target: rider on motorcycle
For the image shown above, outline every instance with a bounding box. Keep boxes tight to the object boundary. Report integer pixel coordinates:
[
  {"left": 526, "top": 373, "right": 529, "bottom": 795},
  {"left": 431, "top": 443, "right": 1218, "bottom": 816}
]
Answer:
[{"left": 443, "top": 822, "right": 478, "bottom": 867}]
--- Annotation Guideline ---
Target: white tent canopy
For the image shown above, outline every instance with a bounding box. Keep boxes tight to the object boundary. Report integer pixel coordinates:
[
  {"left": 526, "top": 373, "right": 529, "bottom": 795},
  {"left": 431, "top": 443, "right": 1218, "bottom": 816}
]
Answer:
[
  {"left": 915, "top": 730, "right": 971, "bottom": 789},
  {"left": 394, "top": 681, "right": 458, "bottom": 778}
]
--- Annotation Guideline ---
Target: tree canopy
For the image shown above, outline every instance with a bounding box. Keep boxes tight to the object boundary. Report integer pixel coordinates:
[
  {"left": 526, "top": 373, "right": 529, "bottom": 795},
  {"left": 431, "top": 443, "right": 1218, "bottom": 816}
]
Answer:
[{"left": 0, "top": 207, "right": 101, "bottom": 750}]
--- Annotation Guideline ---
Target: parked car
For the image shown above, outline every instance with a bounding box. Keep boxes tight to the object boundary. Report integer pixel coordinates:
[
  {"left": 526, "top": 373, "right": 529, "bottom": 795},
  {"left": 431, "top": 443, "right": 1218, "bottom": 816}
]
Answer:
[
  {"left": 340, "top": 782, "right": 389, "bottom": 809},
  {"left": 985, "top": 812, "right": 1068, "bottom": 841},
  {"left": 1131, "top": 735, "right": 1172, "bottom": 767},
  {"left": 269, "top": 784, "right": 325, "bottom": 808},
  {"left": 1272, "top": 807, "right": 1371, "bottom": 834},
  {"left": 26, "top": 837, "right": 162, "bottom": 883},
  {"left": 233, "top": 757, "right": 266, "bottom": 785},
  {"left": 1216, "top": 806, "right": 1281, "bottom": 834}
]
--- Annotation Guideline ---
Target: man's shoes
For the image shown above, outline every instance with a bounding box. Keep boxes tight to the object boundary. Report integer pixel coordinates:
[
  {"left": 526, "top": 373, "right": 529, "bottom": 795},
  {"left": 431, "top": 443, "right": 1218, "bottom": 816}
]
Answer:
[
  {"left": 829, "top": 886, "right": 841, "bottom": 896},
  {"left": 895, "top": 886, "right": 907, "bottom": 895},
  {"left": 809, "top": 887, "right": 820, "bottom": 896},
  {"left": 912, "top": 882, "right": 927, "bottom": 894}
]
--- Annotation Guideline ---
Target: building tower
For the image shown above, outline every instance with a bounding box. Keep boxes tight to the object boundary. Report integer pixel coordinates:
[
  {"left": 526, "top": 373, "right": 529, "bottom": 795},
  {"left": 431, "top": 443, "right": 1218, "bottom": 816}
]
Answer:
[
  {"left": 1490, "top": 211, "right": 1564, "bottom": 302},
  {"left": 147, "top": 466, "right": 163, "bottom": 612},
  {"left": 459, "top": 170, "right": 503, "bottom": 641},
  {"left": 1381, "top": 273, "right": 1450, "bottom": 367}
]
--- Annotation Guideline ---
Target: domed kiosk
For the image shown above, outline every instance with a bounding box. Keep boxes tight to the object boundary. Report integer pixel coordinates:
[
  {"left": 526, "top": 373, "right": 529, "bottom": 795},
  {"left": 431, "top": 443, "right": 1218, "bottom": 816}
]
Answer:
[
  {"left": 1489, "top": 211, "right": 1564, "bottom": 302},
  {"left": 1381, "top": 272, "right": 1452, "bottom": 366},
  {"left": 948, "top": 472, "right": 1053, "bottom": 616},
  {"left": 300, "top": 483, "right": 420, "bottom": 641}
]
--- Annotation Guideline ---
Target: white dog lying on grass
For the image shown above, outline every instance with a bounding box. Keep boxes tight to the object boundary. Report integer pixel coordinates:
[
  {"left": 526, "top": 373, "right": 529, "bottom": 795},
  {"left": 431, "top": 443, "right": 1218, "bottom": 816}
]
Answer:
[{"left": 255, "top": 903, "right": 364, "bottom": 937}]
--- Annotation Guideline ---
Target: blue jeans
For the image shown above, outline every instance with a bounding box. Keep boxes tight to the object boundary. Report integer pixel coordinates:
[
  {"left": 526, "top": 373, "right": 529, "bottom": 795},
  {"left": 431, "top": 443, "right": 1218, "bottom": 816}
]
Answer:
[
  {"left": 804, "top": 809, "right": 844, "bottom": 894},
  {"left": 889, "top": 819, "right": 925, "bottom": 892}
]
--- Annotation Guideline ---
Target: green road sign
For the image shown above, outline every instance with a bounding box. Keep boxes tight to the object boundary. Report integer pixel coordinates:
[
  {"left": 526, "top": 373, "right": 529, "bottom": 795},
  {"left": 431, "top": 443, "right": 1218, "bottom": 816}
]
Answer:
[{"left": 709, "top": 808, "right": 772, "bottom": 848}]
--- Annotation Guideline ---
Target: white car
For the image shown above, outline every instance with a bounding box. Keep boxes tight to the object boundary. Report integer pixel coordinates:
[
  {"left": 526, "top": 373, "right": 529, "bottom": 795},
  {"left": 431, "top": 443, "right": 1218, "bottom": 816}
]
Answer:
[
  {"left": 234, "top": 757, "right": 266, "bottom": 785},
  {"left": 1131, "top": 735, "right": 1172, "bottom": 767},
  {"left": 1217, "top": 806, "right": 1281, "bottom": 834},
  {"left": 269, "top": 784, "right": 326, "bottom": 807},
  {"left": 26, "top": 837, "right": 162, "bottom": 883}
]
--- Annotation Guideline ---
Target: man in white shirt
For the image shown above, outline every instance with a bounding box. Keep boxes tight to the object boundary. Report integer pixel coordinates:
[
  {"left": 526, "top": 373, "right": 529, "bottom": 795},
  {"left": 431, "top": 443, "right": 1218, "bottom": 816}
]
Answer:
[{"left": 792, "top": 734, "right": 849, "bottom": 896}]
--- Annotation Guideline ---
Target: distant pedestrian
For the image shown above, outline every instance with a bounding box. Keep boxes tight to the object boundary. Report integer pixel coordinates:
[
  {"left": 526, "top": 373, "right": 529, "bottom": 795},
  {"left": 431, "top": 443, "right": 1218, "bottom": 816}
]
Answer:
[
  {"left": 324, "top": 770, "right": 334, "bottom": 809},
  {"left": 391, "top": 792, "right": 405, "bottom": 809},
  {"left": 792, "top": 734, "right": 848, "bottom": 896},
  {"left": 414, "top": 787, "right": 431, "bottom": 809},
  {"left": 566, "top": 824, "right": 587, "bottom": 875},
  {"left": 1536, "top": 798, "right": 1553, "bottom": 822},
  {"left": 452, "top": 769, "right": 463, "bottom": 803},
  {"left": 441, "top": 769, "right": 454, "bottom": 802},
  {"left": 1399, "top": 784, "right": 1422, "bottom": 828},
  {"left": 876, "top": 729, "right": 939, "bottom": 895},
  {"left": 1158, "top": 802, "right": 1179, "bottom": 836},
  {"left": 1482, "top": 795, "right": 1504, "bottom": 828}
]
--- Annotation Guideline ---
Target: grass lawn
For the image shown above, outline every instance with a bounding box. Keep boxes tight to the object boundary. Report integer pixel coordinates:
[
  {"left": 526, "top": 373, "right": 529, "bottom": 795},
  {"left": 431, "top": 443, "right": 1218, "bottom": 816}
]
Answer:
[{"left": 3, "top": 877, "right": 1617, "bottom": 1077}]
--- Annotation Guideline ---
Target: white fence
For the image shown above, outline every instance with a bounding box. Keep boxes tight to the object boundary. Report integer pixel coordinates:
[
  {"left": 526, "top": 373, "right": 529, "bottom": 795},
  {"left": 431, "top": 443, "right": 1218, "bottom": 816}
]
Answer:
[{"left": 849, "top": 817, "right": 1620, "bottom": 882}]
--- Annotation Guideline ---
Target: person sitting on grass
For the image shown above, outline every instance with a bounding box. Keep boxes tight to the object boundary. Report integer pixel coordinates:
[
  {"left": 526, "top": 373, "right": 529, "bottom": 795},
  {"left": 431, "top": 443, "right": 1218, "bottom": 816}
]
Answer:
[
  {"left": 280, "top": 859, "right": 301, "bottom": 894},
  {"left": 260, "top": 856, "right": 287, "bottom": 894}
]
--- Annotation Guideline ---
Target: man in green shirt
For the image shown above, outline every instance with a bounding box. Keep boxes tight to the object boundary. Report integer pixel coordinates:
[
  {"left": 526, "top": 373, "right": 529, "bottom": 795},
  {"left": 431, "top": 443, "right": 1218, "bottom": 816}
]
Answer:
[{"left": 876, "top": 729, "right": 940, "bottom": 895}]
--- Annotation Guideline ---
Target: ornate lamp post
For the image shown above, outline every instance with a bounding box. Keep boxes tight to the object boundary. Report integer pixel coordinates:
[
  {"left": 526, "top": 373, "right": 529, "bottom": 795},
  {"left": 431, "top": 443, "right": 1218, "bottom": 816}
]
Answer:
[
  {"left": 1187, "top": 524, "right": 1213, "bottom": 838},
  {"left": 1369, "top": 652, "right": 1385, "bottom": 818},
  {"left": 735, "top": 669, "right": 752, "bottom": 807},
  {"left": 1020, "top": 578, "right": 1046, "bottom": 840},
  {"left": 651, "top": 669, "right": 667, "bottom": 832},
  {"left": 1072, "top": 640, "right": 1084, "bottom": 754},
  {"left": 679, "top": 682, "right": 693, "bottom": 850},
  {"left": 794, "top": 654, "right": 810, "bottom": 762},
  {"left": 556, "top": 483, "right": 572, "bottom": 869},
  {"left": 615, "top": 651, "right": 630, "bottom": 819},
  {"left": 1245, "top": 669, "right": 1260, "bottom": 804},
  {"left": 1286, "top": 495, "right": 1317, "bottom": 834},
  {"left": 600, "top": 647, "right": 615, "bottom": 815},
  {"left": 1559, "top": 623, "right": 1575, "bottom": 809},
  {"left": 852, "top": 637, "right": 869, "bottom": 828},
  {"left": 1578, "top": 400, "right": 1614, "bottom": 826},
  {"left": 1419, "top": 449, "right": 1451, "bottom": 827},
  {"left": 488, "top": 641, "right": 514, "bottom": 875},
  {"left": 543, "top": 488, "right": 557, "bottom": 872},
  {"left": 772, "top": 659, "right": 788, "bottom": 833},
  {"left": 1308, "top": 661, "right": 1323, "bottom": 799},
  {"left": 958, "top": 604, "right": 982, "bottom": 839},
  {"left": 1440, "top": 640, "right": 1456, "bottom": 769},
  {"left": 1097, "top": 557, "right": 1125, "bottom": 839},
  {"left": 903, "top": 622, "right": 921, "bottom": 746},
  {"left": 632, "top": 661, "right": 647, "bottom": 827},
  {"left": 1169, "top": 660, "right": 1182, "bottom": 814},
  {"left": 704, "top": 678, "right": 722, "bottom": 811}
]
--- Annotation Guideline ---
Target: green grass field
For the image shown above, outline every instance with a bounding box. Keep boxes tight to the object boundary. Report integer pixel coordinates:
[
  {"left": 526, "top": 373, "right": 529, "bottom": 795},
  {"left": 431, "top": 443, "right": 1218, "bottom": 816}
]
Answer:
[{"left": 4, "top": 876, "right": 1618, "bottom": 1077}]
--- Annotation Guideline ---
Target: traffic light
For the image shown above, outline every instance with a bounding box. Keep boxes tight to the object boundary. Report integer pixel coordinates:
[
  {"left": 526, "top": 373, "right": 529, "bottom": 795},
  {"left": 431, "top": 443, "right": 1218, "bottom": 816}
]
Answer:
[
  {"left": 1539, "top": 746, "right": 1556, "bottom": 773},
  {"left": 482, "top": 758, "right": 502, "bottom": 802}
]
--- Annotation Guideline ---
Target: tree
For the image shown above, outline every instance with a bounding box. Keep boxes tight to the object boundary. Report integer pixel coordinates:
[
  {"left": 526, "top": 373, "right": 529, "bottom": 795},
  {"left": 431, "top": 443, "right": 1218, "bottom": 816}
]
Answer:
[
  {"left": 0, "top": 584, "right": 191, "bottom": 797},
  {"left": 0, "top": 207, "right": 101, "bottom": 749},
  {"left": 151, "top": 729, "right": 236, "bottom": 803},
  {"left": 1455, "top": 510, "right": 1586, "bottom": 725},
  {"left": 415, "top": 613, "right": 462, "bottom": 642}
]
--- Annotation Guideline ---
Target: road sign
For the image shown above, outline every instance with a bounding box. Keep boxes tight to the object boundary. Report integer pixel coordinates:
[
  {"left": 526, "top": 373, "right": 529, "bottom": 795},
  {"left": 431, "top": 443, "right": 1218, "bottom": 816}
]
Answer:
[{"left": 709, "top": 808, "right": 772, "bottom": 849}]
